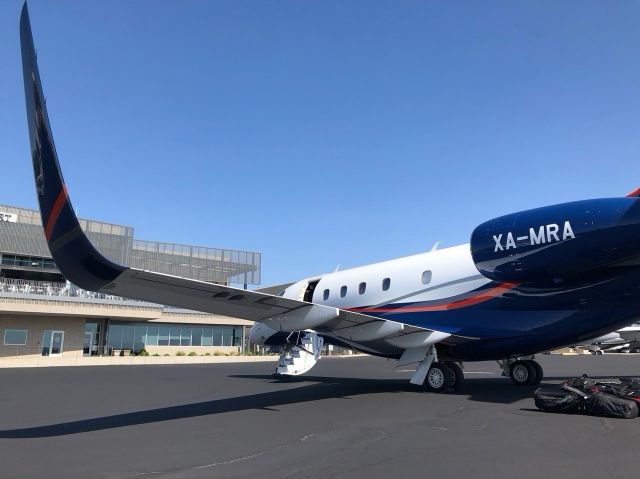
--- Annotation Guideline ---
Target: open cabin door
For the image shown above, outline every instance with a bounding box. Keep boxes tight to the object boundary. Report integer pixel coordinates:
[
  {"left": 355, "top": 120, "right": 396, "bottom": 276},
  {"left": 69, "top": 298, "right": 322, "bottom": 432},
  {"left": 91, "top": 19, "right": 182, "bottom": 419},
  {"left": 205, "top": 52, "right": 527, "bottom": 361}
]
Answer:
[{"left": 300, "top": 279, "right": 320, "bottom": 303}]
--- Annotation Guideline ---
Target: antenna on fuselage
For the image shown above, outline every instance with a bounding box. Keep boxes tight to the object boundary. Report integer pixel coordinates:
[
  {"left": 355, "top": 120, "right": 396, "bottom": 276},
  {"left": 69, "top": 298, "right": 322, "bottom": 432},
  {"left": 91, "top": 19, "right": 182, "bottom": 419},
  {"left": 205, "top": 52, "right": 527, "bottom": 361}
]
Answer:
[
  {"left": 430, "top": 241, "right": 441, "bottom": 252},
  {"left": 334, "top": 264, "right": 341, "bottom": 272}
]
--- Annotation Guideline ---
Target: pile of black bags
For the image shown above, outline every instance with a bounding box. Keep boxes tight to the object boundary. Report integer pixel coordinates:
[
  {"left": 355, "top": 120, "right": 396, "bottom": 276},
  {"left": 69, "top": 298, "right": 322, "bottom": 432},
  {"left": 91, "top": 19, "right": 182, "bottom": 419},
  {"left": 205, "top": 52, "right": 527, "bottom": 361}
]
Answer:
[{"left": 534, "top": 375, "right": 640, "bottom": 419}]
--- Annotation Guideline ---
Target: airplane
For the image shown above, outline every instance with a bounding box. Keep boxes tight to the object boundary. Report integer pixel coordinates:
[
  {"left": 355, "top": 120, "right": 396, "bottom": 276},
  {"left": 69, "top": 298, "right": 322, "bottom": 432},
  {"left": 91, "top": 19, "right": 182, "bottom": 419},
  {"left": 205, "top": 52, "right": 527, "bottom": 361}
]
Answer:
[
  {"left": 574, "top": 332, "right": 630, "bottom": 355},
  {"left": 18, "top": 3, "right": 640, "bottom": 393},
  {"left": 618, "top": 323, "right": 640, "bottom": 351}
]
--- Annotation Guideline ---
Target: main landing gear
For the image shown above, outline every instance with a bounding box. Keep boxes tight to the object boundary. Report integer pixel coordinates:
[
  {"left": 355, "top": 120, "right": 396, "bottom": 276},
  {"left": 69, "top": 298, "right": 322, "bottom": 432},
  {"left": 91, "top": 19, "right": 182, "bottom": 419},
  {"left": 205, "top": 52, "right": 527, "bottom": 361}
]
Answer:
[
  {"left": 498, "top": 357, "right": 544, "bottom": 385},
  {"left": 423, "top": 361, "right": 465, "bottom": 393},
  {"left": 408, "top": 346, "right": 465, "bottom": 393}
]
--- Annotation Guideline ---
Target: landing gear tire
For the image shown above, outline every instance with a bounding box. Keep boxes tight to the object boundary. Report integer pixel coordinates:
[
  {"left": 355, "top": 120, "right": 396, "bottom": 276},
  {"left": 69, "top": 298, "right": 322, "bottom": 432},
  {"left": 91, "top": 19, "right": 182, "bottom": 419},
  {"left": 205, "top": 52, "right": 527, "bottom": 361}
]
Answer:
[
  {"left": 597, "top": 350, "right": 603, "bottom": 355},
  {"left": 509, "top": 360, "right": 536, "bottom": 386},
  {"left": 424, "top": 362, "right": 454, "bottom": 393},
  {"left": 445, "top": 361, "right": 465, "bottom": 392},
  {"left": 528, "top": 360, "right": 543, "bottom": 385}
]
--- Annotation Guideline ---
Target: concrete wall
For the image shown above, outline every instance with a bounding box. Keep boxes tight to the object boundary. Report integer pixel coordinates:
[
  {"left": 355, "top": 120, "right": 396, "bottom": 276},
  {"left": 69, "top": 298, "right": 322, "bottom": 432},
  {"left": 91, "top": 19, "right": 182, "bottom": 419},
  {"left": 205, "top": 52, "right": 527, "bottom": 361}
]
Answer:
[
  {"left": 0, "top": 296, "right": 255, "bottom": 359},
  {"left": 0, "top": 315, "right": 84, "bottom": 358}
]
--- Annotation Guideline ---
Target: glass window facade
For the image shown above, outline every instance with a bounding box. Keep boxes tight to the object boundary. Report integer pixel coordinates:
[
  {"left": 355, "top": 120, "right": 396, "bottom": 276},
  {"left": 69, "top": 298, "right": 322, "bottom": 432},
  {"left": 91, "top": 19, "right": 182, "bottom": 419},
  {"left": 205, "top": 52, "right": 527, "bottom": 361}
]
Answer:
[
  {"left": 107, "top": 323, "right": 242, "bottom": 352},
  {"left": 3, "top": 329, "right": 27, "bottom": 345}
]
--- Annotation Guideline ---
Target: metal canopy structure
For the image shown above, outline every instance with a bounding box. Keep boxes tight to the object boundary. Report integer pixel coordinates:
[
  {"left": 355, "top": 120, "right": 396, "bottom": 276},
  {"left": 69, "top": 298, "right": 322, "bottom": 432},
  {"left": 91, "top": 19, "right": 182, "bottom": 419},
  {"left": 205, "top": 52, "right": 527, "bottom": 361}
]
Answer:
[{"left": 0, "top": 204, "right": 261, "bottom": 286}]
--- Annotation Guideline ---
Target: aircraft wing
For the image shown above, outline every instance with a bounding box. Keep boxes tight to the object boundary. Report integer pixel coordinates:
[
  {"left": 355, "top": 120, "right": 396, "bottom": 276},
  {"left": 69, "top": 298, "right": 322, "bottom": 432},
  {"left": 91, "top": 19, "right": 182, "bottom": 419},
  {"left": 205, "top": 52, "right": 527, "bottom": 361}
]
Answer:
[{"left": 19, "top": 4, "right": 460, "bottom": 357}]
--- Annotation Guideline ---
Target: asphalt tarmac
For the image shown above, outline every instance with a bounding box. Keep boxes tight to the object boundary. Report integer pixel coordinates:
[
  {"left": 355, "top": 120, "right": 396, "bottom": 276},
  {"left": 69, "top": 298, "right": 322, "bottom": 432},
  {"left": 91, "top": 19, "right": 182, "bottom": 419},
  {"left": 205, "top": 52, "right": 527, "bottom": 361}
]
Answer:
[{"left": 0, "top": 354, "right": 639, "bottom": 479}]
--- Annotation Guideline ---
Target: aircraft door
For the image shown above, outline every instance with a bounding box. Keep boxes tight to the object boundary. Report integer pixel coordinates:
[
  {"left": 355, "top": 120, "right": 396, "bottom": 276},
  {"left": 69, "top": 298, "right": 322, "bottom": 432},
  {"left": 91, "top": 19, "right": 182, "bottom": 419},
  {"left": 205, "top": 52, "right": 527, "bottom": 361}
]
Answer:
[{"left": 302, "top": 280, "right": 320, "bottom": 303}]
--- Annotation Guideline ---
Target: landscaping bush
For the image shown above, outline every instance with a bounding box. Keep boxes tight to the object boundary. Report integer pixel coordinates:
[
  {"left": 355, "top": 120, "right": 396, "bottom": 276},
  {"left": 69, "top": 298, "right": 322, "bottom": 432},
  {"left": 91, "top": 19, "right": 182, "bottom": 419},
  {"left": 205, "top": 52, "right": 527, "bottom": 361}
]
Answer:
[
  {"left": 188, "top": 351, "right": 197, "bottom": 356},
  {"left": 176, "top": 351, "right": 186, "bottom": 356}
]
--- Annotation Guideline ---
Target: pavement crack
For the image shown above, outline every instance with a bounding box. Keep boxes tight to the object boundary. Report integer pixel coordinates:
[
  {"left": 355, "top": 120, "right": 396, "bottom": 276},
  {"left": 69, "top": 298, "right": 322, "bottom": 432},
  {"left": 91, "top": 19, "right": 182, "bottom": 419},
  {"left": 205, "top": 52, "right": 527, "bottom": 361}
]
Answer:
[{"left": 132, "top": 433, "right": 316, "bottom": 478}]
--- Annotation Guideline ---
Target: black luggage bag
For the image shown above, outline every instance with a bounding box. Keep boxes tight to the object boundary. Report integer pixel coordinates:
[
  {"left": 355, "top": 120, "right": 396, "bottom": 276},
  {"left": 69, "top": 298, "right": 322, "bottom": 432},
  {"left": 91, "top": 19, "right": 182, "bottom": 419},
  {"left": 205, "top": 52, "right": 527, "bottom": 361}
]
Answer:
[
  {"left": 534, "top": 384, "right": 638, "bottom": 419},
  {"left": 534, "top": 388, "right": 585, "bottom": 414},
  {"left": 585, "top": 391, "right": 638, "bottom": 419}
]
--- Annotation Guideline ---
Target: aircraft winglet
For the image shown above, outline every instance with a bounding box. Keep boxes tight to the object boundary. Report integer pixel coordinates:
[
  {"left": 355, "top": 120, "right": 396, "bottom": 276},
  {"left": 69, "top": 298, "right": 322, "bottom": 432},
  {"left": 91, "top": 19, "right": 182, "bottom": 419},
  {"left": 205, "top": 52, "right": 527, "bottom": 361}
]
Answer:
[{"left": 20, "top": 3, "right": 126, "bottom": 291}]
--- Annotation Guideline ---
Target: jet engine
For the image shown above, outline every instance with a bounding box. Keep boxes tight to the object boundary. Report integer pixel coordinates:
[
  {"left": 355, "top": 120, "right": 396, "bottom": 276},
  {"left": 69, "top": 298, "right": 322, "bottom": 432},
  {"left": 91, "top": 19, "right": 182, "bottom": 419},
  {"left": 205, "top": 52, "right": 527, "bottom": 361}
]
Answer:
[{"left": 470, "top": 197, "right": 640, "bottom": 283}]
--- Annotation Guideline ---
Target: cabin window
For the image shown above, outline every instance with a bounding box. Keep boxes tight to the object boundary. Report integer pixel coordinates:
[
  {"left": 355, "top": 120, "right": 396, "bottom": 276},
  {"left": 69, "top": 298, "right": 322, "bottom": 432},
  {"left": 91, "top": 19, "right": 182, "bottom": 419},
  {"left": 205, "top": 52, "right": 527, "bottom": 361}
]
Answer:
[
  {"left": 340, "top": 286, "right": 347, "bottom": 298},
  {"left": 323, "top": 289, "right": 330, "bottom": 301},
  {"left": 421, "top": 270, "right": 432, "bottom": 285},
  {"left": 358, "top": 282, "right": 366, "bottom": 295},
  {"left": 382, "top": 278, "right": 391, "bottom": 291}
]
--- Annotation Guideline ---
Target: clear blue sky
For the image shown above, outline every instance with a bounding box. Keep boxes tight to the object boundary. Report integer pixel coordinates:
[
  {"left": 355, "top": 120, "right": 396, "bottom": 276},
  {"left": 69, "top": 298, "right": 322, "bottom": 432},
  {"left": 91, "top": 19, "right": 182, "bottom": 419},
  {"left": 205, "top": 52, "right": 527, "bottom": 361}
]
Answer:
[{"left": 1, "top": 1, "right": 639, "bottom": 286}]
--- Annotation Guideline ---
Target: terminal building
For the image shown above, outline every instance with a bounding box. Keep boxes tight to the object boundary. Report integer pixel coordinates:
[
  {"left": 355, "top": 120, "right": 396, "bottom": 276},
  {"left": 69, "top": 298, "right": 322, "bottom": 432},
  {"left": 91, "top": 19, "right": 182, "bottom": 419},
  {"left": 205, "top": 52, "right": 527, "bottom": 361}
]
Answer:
[{"left": 0, "top": 204, "right": 260, "bottom": 358}]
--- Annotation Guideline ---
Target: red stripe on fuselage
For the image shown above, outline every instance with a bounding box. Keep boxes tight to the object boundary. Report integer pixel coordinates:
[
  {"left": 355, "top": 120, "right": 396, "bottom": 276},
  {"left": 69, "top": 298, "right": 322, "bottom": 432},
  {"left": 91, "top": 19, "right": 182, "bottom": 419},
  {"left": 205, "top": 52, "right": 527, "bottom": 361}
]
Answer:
[
  {"left": 44, "top": 185, "right": 67, "bottom": 240},
  {"left": 349, "top": 281, "right": 519, "bottom": 314}
]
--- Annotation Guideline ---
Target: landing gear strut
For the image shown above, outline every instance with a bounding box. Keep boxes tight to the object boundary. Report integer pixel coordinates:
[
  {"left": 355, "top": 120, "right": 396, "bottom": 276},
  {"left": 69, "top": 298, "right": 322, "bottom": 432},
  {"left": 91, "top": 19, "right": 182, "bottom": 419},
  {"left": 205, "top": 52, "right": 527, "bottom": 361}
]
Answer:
[{"left": 499, "top": 357, "right": 544, "bottom": 385}]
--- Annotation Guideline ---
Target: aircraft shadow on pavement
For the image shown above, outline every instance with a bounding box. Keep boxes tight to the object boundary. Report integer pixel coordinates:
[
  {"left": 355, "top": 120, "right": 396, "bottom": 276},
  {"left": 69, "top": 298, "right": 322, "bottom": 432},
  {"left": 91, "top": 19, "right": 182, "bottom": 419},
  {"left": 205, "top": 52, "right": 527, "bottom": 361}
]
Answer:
[{"left": 0, "top": 373, "right": 629, "bottom": 438}]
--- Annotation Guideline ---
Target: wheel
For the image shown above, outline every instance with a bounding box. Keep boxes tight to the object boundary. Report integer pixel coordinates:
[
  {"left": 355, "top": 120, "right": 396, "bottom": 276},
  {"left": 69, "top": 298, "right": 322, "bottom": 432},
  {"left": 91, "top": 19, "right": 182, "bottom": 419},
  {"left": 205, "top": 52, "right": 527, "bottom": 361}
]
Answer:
[
  {"left": 509, "top": 360, "right": 536, "bottom": 385},
  {"left": 528, "top": 360, "right": 543, "bottom": 385},
  {"left": 424, "top": 362, "right": 454, "bottom": 393},
  {"left": 596, "top": 350, "right": 603, "bottom": 355},
  {"left": 445, "top": 361, "right": 465, "bottom": 391}
]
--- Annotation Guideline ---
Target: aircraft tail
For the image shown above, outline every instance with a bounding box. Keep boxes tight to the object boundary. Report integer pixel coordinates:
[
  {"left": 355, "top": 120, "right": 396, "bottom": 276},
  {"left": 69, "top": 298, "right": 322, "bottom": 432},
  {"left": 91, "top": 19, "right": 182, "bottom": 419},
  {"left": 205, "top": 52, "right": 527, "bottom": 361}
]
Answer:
[
  {"left": 19, "top": 3, "right": 125, "bottom": 291},
  {"left": 626, "top": 187, "right": 640, "bottom": 198}
]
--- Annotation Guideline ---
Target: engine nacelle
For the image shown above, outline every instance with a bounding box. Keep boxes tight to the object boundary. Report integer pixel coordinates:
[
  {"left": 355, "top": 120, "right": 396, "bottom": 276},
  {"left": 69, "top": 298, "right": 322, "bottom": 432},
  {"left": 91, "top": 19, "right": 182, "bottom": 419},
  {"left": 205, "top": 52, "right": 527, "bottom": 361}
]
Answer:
[{"left": 471, "top": 197, "right": 640, "bottom": 283}]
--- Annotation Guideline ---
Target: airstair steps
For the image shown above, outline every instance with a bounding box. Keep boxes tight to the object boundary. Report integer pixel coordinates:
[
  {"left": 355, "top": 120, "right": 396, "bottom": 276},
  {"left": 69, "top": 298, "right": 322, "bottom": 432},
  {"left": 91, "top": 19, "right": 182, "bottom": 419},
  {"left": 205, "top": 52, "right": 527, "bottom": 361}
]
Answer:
[{"left": 275, "top": 331, "right": 323, "bottom": 376}]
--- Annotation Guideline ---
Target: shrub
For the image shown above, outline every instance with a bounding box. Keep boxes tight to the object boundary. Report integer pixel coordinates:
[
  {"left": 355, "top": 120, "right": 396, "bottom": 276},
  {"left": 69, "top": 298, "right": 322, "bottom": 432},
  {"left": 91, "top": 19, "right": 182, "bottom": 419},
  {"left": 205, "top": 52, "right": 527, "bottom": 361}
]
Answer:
[
  {"left": 188, "top": 351, "right": 197, "bottom": 356},
  {"left": 164, "top": 354, "right": 170, "bottom": 357},
  {"left": 152, "top": 353, "right": 160, "bottom": 357},
  {"left": 213, "top": 351, "right": 223, "bottom": 356},
  {"left": 176, "top": 351, "right": 186, "bottom": 356},
  {"left": 204, "top": 352, "right": 211, "bottom": 356},
  {"left": 138, "top": 349, "right": 149, "bottom": 356}
]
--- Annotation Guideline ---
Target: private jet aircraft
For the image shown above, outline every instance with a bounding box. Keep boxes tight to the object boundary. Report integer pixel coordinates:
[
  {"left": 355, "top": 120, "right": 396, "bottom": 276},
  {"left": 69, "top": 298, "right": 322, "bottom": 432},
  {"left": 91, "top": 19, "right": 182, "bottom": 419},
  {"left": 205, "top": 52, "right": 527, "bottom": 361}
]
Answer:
[
  {"left": 575, "top": 332, "right": 630, "bottom": 355},
  {"left": 19, "top": 4, "right": 640, "bottom": 393}
]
